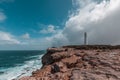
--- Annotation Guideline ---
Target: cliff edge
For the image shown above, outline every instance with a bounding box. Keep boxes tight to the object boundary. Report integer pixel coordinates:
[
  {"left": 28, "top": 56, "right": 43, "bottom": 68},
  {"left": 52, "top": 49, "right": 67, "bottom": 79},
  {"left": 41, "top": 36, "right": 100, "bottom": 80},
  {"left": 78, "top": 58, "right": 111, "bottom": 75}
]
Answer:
[{"left": 20, "top": 45, "right": 120, "bottom": 80}]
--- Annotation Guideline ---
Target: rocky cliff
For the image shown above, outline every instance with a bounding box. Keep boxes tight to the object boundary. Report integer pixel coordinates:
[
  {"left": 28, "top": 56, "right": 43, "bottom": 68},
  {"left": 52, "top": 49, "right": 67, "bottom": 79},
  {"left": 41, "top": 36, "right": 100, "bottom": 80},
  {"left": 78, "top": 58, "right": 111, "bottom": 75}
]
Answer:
[{"left": 20, "top": 45, "right": 120, "bottom": 80}]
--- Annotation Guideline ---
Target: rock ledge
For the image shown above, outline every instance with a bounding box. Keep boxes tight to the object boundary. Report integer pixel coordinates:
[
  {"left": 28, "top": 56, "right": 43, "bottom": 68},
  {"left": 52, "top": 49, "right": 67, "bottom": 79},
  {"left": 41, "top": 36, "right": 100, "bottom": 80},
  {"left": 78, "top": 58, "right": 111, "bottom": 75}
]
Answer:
[{"left": 20, "top": 45, "right": 120, "bottom": 80}]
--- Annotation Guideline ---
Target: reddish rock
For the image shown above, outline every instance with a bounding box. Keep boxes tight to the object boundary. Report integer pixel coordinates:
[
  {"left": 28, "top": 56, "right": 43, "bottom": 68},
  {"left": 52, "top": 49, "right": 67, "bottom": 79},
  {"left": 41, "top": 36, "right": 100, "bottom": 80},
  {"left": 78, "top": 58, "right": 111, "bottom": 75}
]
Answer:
[
  {"left": 61, "top": 55, "right": 78, "bottom": 68},
  {"left": 20, "top": 45, "right": 120, "bottom": 80},
  {"left": 51, "top": 62, "right": 67, "bottom": 73},
  {"left": 19, "top": 76, "right": 36, "bottom": 80},
  {"left": 32, "top": 65, "right": 52, "bottom": 77}
]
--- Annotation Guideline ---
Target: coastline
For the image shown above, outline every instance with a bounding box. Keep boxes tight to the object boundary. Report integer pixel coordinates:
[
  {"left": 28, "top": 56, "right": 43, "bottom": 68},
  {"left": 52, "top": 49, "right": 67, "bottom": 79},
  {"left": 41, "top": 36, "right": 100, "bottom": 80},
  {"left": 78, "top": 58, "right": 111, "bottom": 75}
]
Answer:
[
  {"left": 0, "top": 51, "right": 45, "bottom": 80},
  {"left": 20, "top": 45, "right": 120, "bottom": 80}
]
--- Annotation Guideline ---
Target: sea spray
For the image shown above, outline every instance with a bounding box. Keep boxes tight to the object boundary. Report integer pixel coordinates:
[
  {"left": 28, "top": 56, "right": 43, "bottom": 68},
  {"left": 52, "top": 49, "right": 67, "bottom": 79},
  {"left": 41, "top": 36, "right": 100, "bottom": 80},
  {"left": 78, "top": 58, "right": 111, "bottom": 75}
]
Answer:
[{"left": 0, "top": 51, "right": 45, "bottom": 80}]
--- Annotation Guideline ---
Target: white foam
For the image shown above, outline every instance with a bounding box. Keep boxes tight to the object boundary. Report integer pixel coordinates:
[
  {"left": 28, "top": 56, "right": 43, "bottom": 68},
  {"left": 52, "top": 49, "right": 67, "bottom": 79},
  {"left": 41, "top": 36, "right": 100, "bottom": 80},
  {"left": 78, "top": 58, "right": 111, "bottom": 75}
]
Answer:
[{"left": 0, "top": 54, "right": 44, "bottom": 80}]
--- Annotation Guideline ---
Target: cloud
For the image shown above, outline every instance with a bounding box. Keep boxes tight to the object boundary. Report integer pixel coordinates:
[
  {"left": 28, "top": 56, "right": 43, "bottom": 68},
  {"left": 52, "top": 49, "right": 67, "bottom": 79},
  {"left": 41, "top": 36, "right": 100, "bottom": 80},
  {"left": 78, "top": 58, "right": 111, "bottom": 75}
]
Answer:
[
  {"left": 1, "top": 0, "right": 120, "bottom": 50},
  {"left": 46, "top": 31, "right": 69, "bottom": 47},
  {"left": 0, "top": 31, "right": 51, "bottom": 50},
  {"left": 8, "top": 37, "right": 52, "bottom": 50},
  {"left": 47, "top": 0, "right": 120, "bottom": 47},
  {"left": 0, "top": 31, "right": 20, "bottom": 44},
  {"left": 21, "top": 33, "right": 30, "bottom": 39},
  {"left": 39, "top": 25, "right": 58, "bottom": 34},
  {"left": 0, "top": 11, "right": 6, "bottom": 22},
  {"left": 64, "top": 0, "right": 120, "bottom": 45}
]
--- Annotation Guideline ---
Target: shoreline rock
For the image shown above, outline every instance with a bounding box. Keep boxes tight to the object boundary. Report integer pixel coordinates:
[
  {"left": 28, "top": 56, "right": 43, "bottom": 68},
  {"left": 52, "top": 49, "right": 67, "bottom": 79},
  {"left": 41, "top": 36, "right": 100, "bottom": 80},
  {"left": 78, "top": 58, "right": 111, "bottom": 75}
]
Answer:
[{"left": 20, "top": 45, "right": 120, "bottom": 80}]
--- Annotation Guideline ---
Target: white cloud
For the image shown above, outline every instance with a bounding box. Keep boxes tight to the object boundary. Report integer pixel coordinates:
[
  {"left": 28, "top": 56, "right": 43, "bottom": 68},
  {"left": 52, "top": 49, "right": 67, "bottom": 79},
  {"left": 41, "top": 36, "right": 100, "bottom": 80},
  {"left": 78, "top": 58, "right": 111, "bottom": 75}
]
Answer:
[
  {"left": 2, "top": 0, "right": 120, "bottom": 50},
  {"left": 48, "top": 0, "right": 120, "bottom": 47},
  {"left": 46, "top": 31, "right": 69, "bottom": 47},
  {"left": 0, "top": 29, "right": 54, "bottom": 50},
  {"left": 21, "top": 33, "right": 30, "bottom": 39},
  {"left": 9, "top": 38, "right": 52, "bottom": 50},
  {"left": 0, "top": 31, "right": 20, "bottom": 44},
  {"left": 0, "top": 31, "right": 51, "bottom": 50},
  {"left": 39, "top": 25, "right": 57, "bottom": 34},
  {"left": 0, "top": 31, "right": 53, "bottom": 50},
  {"left": 0, "top": 11, "right": 6, "bottom": 22}
]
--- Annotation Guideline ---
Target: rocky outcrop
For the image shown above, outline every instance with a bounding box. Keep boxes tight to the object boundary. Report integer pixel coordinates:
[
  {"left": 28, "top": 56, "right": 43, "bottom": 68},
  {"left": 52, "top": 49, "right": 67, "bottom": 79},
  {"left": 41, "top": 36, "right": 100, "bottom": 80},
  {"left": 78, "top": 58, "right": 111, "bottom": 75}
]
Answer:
[{"left": 20, "top": 45, "right": 120, "bottom": 80}]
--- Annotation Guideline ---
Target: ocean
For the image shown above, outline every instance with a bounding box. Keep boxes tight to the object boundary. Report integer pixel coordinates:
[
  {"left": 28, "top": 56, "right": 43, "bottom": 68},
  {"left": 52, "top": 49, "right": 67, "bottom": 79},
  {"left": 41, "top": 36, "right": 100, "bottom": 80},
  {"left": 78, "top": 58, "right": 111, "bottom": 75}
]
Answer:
[{"left": 0, "top": 50, "right": 45, "bottom": 80}]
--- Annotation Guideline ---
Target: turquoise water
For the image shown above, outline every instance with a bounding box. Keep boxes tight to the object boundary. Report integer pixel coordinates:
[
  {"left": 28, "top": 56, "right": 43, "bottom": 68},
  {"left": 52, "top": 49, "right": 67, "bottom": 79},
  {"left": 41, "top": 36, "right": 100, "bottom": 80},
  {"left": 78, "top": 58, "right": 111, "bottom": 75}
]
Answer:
[{"left": 0, "top": 50, "right": 45, "bottom": 80}]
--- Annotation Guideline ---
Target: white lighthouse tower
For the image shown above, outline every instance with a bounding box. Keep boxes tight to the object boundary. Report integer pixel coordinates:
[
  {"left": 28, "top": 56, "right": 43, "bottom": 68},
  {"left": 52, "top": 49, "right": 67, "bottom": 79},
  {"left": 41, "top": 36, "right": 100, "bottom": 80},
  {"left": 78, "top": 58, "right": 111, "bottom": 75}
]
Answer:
[{"left": 84, "top": 32, "right": 87, "bottom": 45}]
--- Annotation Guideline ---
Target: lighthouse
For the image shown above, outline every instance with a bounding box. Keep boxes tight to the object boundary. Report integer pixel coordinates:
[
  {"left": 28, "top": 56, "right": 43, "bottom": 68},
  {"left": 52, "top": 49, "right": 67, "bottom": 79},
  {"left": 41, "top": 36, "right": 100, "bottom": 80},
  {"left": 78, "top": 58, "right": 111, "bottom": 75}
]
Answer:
[{"left": 84, "top": 32, "right": 87, "bottom": 45}]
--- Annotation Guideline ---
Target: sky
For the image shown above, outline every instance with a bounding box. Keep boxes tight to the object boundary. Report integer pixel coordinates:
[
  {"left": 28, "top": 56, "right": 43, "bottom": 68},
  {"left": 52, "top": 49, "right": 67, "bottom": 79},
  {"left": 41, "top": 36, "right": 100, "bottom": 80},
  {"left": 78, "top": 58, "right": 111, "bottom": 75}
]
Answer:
[{"left": 0, "top": 0, "right": 120, "bottom": 50}]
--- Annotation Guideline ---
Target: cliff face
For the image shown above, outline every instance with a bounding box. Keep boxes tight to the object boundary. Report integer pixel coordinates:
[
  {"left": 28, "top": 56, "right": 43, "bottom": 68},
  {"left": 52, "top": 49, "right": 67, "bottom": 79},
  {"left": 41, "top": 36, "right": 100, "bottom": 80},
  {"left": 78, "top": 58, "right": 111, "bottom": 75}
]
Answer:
[{"left": 20, "top": 45, "right": 120, "bottom": 80}]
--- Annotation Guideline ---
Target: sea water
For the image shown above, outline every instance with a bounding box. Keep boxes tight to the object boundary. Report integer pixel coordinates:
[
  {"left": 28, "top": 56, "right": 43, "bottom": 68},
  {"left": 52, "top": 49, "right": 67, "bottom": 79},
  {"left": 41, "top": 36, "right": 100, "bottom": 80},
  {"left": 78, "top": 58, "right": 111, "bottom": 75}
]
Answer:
[{"left": 0, "top": 50, "right": 45, "bottom": 80}]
